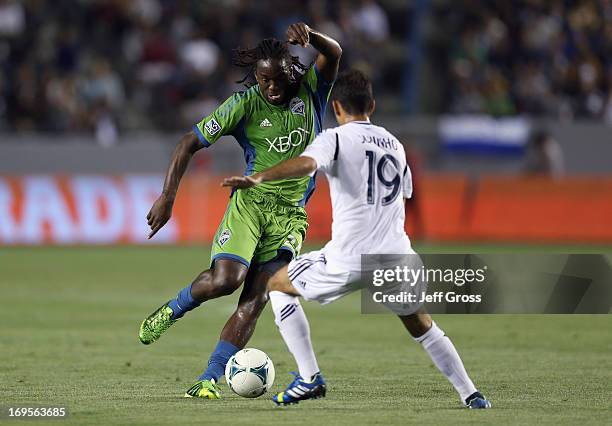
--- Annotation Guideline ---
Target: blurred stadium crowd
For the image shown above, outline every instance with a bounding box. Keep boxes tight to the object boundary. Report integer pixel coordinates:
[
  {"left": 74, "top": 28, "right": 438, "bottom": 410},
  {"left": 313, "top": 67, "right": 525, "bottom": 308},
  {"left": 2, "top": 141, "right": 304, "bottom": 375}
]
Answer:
[
  {"left": 434, "top": 0, "right": 612, "bottom": 121},
  {"left": 0, "top": 0, "right": 401, "bottom": 136},
  {"left": 0, "top": 0, "right": 611, "bottom": 137}
]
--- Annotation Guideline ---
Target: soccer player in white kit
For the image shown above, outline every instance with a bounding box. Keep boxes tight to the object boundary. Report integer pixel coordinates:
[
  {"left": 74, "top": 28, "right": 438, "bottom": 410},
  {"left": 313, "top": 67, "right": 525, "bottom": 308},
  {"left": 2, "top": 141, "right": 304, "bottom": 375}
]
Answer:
[{"left": 222, "top": 70, "right": 491, "bottom": 409}]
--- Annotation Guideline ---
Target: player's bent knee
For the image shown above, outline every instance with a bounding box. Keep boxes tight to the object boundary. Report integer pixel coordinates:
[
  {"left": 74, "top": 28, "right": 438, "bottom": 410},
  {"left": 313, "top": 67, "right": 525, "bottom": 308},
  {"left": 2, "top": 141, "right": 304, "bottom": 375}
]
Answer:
[
  {"left": 210, "top": 271, "right": 245, "bottom": 297},
  {"left": 266, "top": 275, "right": 281, "bottom": 293},
  {"left": 266, "top": 265, "right": 290, "bottom": 293},
  {"left": 212, "top": 277, "right": 242, "bottom": 296},
  {"left": 207, "top": 260, "right": 248, "bottom": 297}
]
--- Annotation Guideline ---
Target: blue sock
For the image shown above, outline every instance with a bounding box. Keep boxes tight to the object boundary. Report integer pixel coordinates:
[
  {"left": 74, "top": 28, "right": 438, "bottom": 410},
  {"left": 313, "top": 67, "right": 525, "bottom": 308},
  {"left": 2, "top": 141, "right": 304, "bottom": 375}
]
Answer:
[
  {"left": 198, "top": 340, "right": 239, "bottom": 382},
  {"left": 167, "top": 283, "right": 201, "bottom": 320}
]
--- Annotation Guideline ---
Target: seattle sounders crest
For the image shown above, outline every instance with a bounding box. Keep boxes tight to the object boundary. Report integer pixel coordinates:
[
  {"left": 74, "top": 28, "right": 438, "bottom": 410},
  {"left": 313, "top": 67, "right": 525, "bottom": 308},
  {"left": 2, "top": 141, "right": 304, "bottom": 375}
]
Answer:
[{"left": 290, "top": 97, "right": 305, "bottom": 116}]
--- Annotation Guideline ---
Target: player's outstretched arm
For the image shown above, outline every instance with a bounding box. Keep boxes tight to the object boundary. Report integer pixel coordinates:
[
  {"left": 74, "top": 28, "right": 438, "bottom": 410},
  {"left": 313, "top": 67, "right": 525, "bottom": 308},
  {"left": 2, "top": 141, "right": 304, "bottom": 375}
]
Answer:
[
  {"left": 147, "top": 131, "right": 202, "bottom": 238},
  {"left": 286, "top": 23, "right": 342, "bottom": 83},
  {"left": 222, "top": 156, "right": 318, "bottom": 190}
]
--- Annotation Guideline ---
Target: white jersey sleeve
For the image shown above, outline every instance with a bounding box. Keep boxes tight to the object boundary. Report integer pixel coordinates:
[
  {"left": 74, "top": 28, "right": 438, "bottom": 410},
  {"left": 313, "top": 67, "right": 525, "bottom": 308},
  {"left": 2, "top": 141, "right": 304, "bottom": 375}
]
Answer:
[
  {"left": 403, "top": 163, "right": 413, "bottom": 199},
  {"left": 300, "top": 129, "right": 338, "bottom": 174}
]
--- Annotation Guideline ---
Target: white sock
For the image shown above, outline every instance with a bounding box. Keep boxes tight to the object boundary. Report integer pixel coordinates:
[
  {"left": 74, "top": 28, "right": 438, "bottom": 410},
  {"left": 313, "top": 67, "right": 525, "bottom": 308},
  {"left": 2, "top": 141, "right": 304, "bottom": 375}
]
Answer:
[
  {"left": 269, "top": 291, "right": 319, "bottom": 380},
  {"left": 414, "top": 321, "right": 477, "bottom": 402}
]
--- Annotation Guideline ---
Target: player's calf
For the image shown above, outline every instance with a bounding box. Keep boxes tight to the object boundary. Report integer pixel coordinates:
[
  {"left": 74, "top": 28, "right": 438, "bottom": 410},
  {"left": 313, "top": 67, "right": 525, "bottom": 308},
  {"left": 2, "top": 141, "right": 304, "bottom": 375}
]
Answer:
[
  {"left": 408, "top": 317, "right": 491, "bottom": 408},
  {"left": 190, "top": 261, "right": 248, "bottom": 301}
]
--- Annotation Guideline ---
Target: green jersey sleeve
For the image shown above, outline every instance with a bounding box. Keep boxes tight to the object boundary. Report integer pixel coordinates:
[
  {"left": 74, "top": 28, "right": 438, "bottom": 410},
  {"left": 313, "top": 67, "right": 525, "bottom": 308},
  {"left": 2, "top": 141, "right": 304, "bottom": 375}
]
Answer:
[
  {"left": 193, "top": 92, "right": 248, "bottom": 147},
  {"left": 302, "top": 63, "right": 334, "bottom": 105}
]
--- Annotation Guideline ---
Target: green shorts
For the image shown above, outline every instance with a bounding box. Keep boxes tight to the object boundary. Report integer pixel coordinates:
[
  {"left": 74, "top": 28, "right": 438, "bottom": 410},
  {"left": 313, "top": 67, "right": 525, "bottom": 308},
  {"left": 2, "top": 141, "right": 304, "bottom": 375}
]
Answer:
[{"left": 210, "top": 187, "right": 308, "bottom": 268}]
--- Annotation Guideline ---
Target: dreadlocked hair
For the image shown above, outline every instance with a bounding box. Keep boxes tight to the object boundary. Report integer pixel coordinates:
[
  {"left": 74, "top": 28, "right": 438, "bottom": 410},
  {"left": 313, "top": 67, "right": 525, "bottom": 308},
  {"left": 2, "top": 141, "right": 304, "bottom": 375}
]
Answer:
[{"left": 232, "top": 38, "right": 308, "bottom": 88}]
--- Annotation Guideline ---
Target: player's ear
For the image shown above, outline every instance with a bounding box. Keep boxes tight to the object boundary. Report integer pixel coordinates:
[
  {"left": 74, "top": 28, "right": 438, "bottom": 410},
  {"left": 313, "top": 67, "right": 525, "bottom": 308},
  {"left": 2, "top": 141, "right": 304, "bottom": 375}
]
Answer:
[
  {"left": 368, "top": 99, "right": 376, "bottom": 116},
  {"left": 332, "top": 100, "right": 341, "bottom": 116},
  {"left": 254, "top": 61, "right": 264, "bottom": 85}
]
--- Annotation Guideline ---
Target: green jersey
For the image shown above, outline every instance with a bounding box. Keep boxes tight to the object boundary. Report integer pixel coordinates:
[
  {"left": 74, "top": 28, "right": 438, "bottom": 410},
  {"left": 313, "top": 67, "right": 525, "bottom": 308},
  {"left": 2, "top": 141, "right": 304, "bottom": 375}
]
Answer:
[{"left": 193, "top": 65, "right": 333, "bottom": 206}]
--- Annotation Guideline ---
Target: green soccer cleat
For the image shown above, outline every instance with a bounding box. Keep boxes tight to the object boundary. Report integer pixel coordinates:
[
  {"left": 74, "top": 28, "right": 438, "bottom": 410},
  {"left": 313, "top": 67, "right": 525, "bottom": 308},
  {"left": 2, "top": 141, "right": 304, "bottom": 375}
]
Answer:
[
  {"left": 138, "top": 302, "right": 176, "bottom": 345},
  {"left": 184, "top": 379, "right": 221, "bottom": 399}
]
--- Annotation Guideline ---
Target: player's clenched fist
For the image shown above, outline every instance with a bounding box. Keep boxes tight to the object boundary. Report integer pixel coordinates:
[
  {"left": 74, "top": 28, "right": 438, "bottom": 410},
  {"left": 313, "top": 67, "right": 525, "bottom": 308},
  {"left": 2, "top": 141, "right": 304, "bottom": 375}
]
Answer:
[
  {"left": 287, "top": 22, "right": 310, "bottom": 47},
  {"left": 147, "top": 194, "right": 173, "bottom": 239}
]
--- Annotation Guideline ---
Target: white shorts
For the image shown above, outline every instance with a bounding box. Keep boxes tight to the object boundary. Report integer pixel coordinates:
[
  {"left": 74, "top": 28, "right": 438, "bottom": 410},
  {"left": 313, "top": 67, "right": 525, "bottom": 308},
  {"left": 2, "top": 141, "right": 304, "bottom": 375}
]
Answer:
[
  {"left": 287, "top": 249, "right": 425, "bottom": 315},
  {"left": 287, "top": 250, "right": 362, "bottom": 305}
]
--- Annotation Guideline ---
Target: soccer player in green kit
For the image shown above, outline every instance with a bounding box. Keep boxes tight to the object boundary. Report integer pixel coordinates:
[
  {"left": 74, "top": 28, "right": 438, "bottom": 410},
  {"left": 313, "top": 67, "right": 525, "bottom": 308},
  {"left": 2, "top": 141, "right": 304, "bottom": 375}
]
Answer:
[{"left": 139, "top": 22, "right": 341, "bottom": 399}]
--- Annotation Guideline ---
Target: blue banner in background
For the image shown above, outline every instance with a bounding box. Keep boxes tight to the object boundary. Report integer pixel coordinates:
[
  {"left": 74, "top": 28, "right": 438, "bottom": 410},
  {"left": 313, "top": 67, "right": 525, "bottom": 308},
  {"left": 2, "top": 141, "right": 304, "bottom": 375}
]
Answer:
[{"left": 439, "top": 116, "right": 530, "bottom": 155}]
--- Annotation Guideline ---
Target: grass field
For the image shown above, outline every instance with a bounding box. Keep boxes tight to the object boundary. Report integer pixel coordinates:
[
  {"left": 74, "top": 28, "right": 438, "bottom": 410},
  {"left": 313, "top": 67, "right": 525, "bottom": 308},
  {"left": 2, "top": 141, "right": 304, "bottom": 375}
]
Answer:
[{"left": 1, "top": 246, "right": 611, "bottom": 425}]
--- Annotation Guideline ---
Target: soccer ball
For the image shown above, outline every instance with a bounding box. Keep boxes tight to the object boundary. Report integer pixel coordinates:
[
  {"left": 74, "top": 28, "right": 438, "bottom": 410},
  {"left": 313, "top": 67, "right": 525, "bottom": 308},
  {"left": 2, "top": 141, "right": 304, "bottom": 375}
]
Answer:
[{"left": 225, "top": 348, "right": 275, "bottom": 398}]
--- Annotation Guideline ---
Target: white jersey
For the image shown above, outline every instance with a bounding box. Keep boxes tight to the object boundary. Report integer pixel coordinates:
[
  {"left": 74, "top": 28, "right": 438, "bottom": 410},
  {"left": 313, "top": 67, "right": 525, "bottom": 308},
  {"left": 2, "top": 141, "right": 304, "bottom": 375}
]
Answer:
[{"left": 301, "top": 120, "right": 413, "bottom": 270}]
